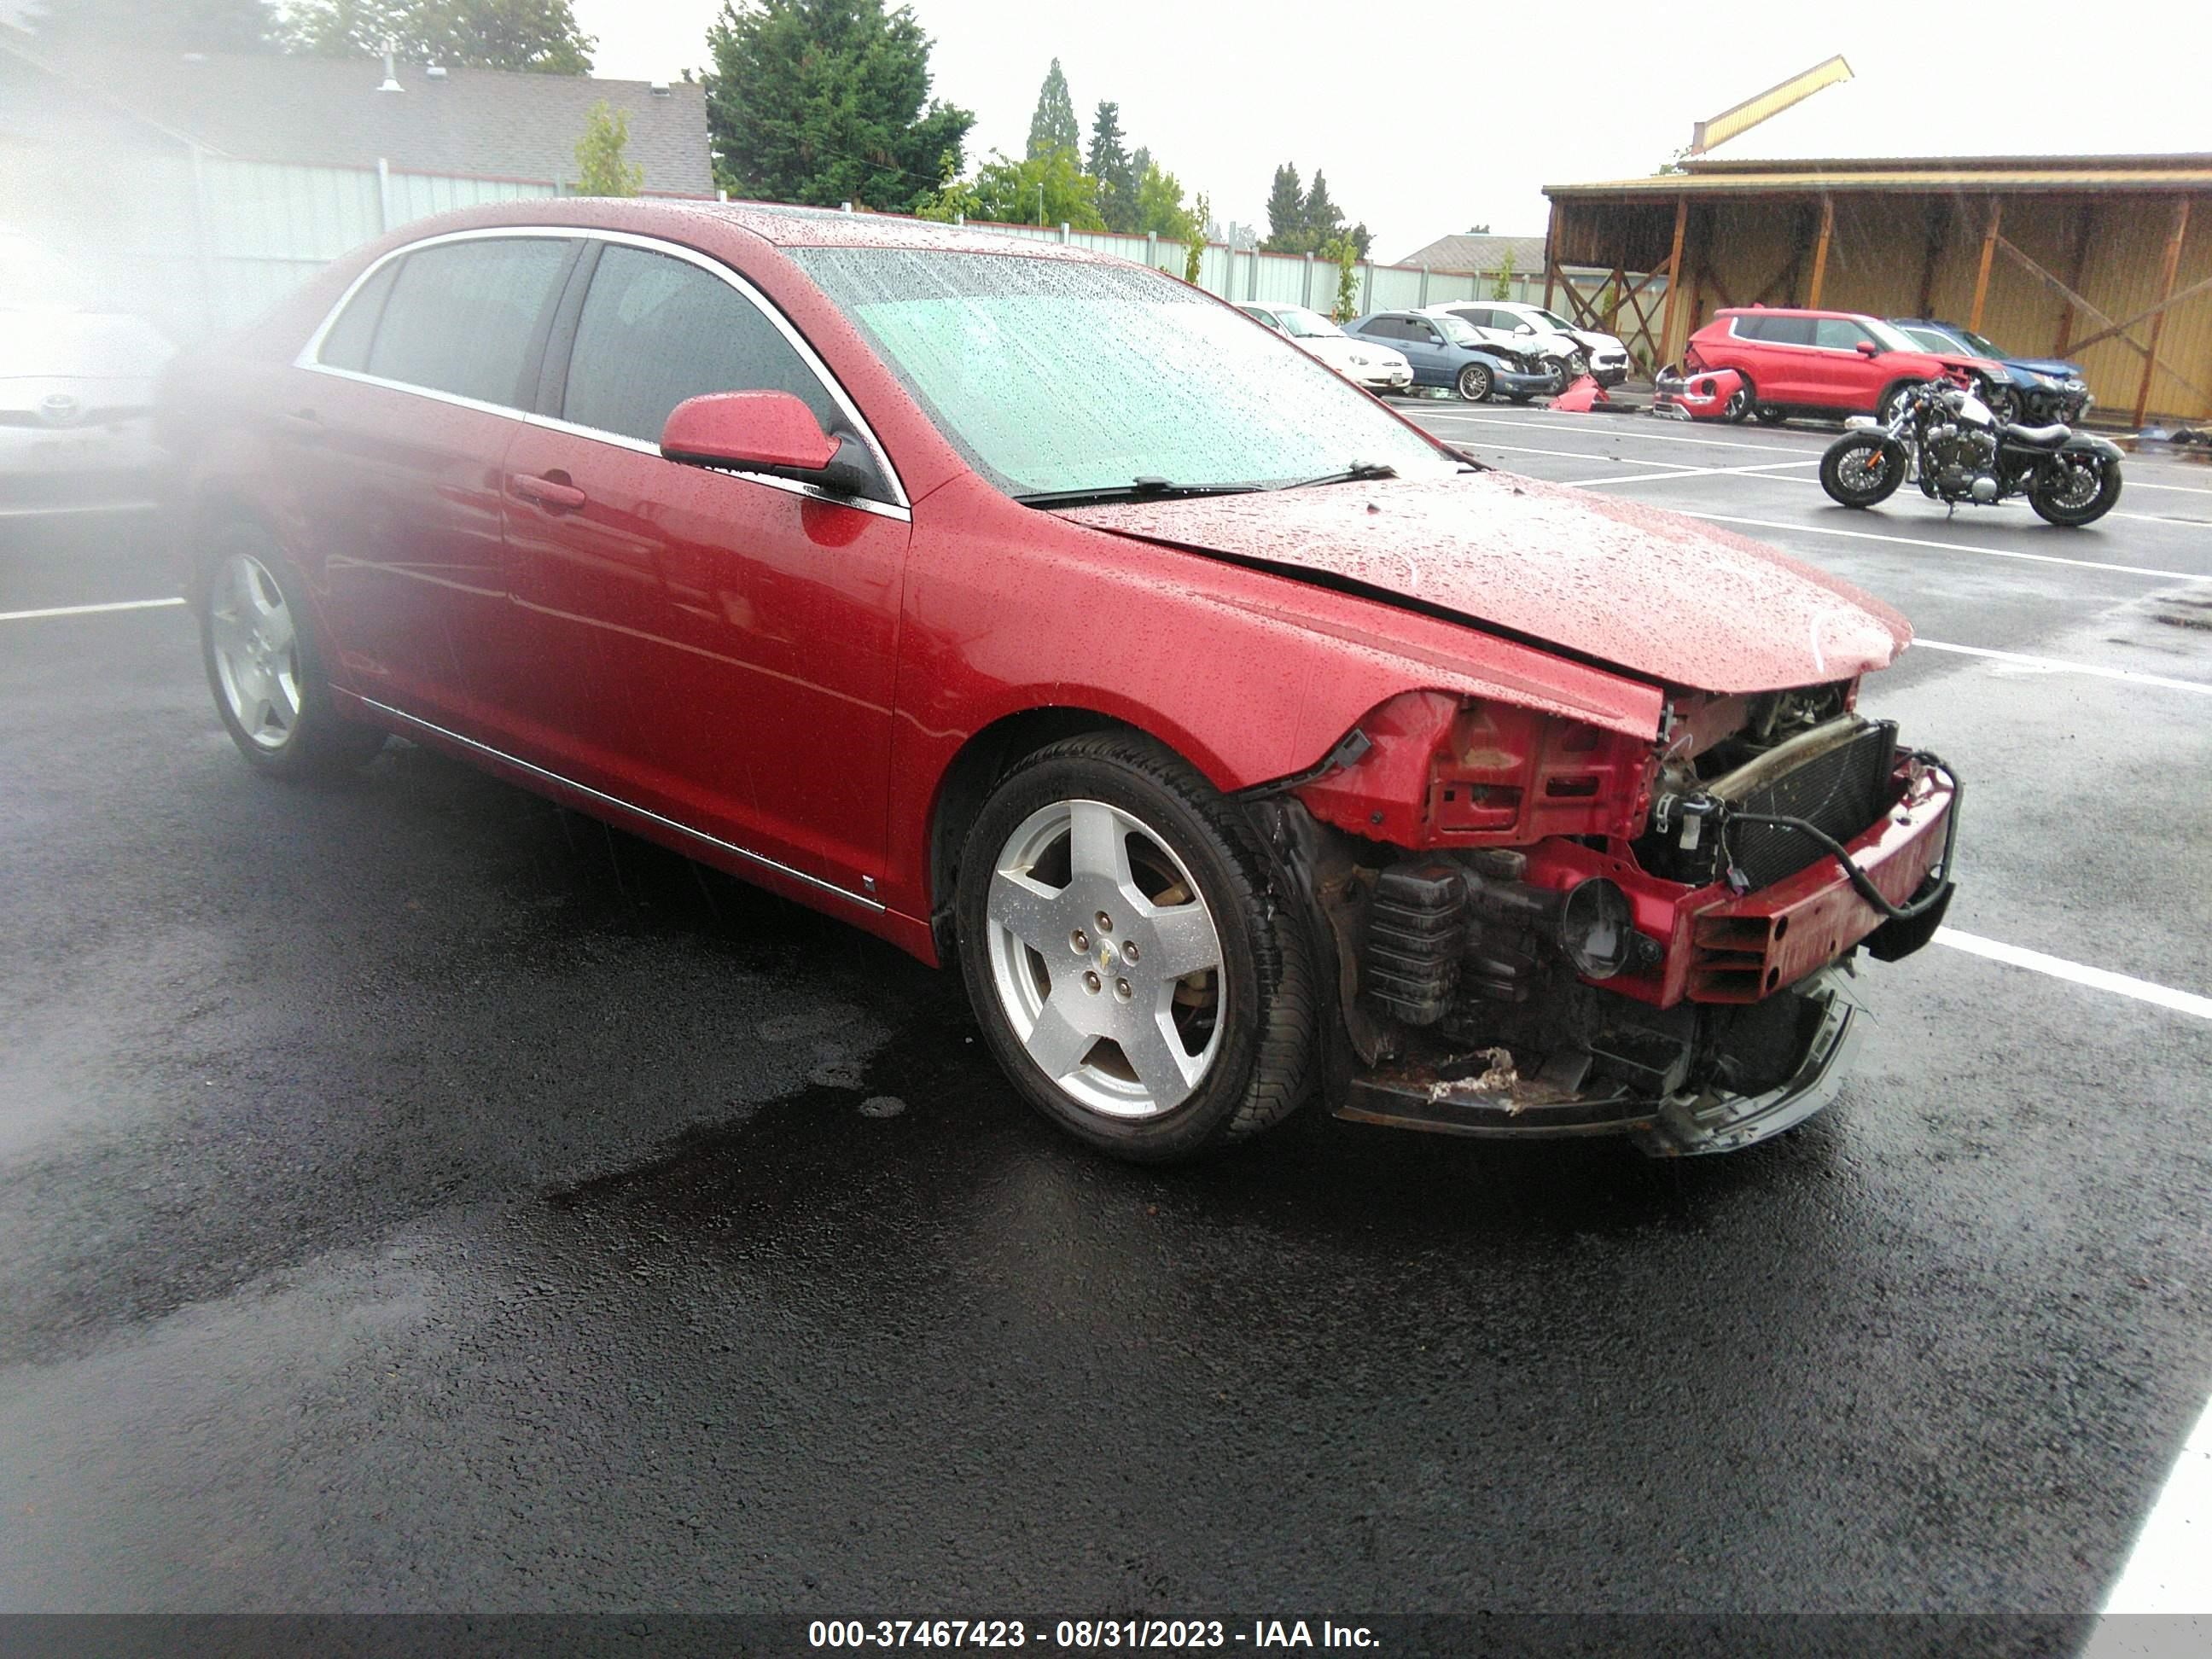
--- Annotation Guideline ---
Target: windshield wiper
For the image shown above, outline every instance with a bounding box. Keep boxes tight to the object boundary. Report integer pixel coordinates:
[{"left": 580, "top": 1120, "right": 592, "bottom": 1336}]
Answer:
[
  {"left": 1016, "top": 477, "right": 1261, "bottom": 509},
  {"left": 1278, "top": 461, "right": 1398, "bottom": 490}
]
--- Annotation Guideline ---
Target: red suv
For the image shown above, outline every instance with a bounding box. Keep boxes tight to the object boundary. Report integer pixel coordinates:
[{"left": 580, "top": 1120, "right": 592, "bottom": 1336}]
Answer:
[{"left": 1685, "top": 307, "right": 1981, "bottom": 426}]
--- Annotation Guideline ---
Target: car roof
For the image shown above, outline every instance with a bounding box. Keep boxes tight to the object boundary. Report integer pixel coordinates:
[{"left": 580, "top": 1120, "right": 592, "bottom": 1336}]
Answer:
[
  {"left": 363, "top": 196, "right": 1125, "bottom": 263},
  {"left": 1714, "top": 306, "right": 1874, "bottom": 322}
]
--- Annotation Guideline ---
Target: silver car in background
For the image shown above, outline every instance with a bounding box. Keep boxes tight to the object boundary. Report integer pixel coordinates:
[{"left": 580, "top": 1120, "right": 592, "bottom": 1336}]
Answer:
[
  {"left": 0, "top": 231, "right": 173, "bottom": 519},
  {"left": 1236, "top": 301, "right": 1413, "bottom": 393}
]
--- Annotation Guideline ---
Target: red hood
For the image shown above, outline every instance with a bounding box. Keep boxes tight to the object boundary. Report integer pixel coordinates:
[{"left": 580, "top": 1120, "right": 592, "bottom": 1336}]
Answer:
[{"left": 1059, "top": 472, "right": 1911, "bottom": 695}]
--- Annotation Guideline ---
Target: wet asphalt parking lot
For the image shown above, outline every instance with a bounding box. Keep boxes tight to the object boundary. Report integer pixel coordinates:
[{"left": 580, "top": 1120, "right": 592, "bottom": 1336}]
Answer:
[{"left": 3, "top": 403, "right": 2209, "bottom": 1634}]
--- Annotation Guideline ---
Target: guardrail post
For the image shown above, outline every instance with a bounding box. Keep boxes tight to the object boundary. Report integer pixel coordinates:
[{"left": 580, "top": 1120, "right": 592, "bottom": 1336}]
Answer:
[
  {"left": 1060, "top": 221, "right": 1070, "bottom": 242},
  {"left": 375, "top": 156, "right": 392, "bottom": 232},
  {"left": 1419, "top": 265, "right": 1429, "bottom": 306},
  {"left": 1147, "top": 230, "right": 1158, "bottom": 268}
]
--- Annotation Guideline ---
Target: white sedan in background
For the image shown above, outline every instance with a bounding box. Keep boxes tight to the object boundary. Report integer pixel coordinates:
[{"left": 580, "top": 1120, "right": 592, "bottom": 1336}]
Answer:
[
  {"left": 1, "top": 230, "right": 173, "bottom": 518},
  {"left": 1236, "top": 302, "right": 1413, "bottom": 393}
]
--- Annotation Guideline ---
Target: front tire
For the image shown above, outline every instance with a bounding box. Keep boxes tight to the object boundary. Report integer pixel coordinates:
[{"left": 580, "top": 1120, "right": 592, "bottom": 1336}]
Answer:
[
  {"left": 955, "top": 733, "right": 1316, "bottom": 1161},
  {"left": 198, "top": 520, "right": 386, "bottom": 778},
  {"left": 1455, "top": 362, "right": 1493, "bottom": 402},
  {"left": 1982, "top": 382, "right": 2021, "bottom": 425},
  {"left": 1753, "top": 405, "right": 1787, "bottom": 425},
  {"left": 2029, "top": 453, "right": 2122, "bottom": 527},
  {"left": 1722, "top": 376, "right": 1755, "bottom": 422},
  {"left": 1819, "top": 434, "right": 1907, "bottom": 508}
]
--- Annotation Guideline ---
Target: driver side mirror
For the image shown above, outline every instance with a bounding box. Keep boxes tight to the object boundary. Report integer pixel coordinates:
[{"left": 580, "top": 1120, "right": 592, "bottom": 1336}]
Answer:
[
  {"left": 1854, "top": 340, "right": 1880, "bottom": 358},
  {"left": 660, "top": 390, "right": 873, "bottom": 497}
]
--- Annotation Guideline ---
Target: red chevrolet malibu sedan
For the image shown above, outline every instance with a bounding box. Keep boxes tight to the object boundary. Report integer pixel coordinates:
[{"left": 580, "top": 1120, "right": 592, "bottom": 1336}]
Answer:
[{"left": 158, "top": 201, "right": 1959, "bottom": 1161}]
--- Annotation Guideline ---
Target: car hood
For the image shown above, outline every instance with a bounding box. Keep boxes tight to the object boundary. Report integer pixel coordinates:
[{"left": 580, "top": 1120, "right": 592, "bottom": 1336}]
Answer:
[
  {"left": 0, "top": 309, "right": 173, "bottom": 379},
  {"left": 1058, "top": 472, "right": 1910, "bottom": 695},
  {"left": 2004, "top": 355, "right": 2083, "bottom": 380}
]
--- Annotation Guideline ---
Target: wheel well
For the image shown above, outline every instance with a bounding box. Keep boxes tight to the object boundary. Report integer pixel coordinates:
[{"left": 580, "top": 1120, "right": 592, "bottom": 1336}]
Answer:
[
  {"left": 927, "top": 707, "right": 1136, "bottom": 947},
  {"left": 183, "top": 492, "right": 276, "bottom": 594}
]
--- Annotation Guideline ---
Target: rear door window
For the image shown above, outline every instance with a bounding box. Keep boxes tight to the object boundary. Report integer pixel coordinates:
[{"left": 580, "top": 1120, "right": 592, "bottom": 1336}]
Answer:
[
  {"left": 366, "top": 237, "right": 572, "bottom": 407},
  {"left": 560, "top": 243, "right": 840, "bottom": 444}
]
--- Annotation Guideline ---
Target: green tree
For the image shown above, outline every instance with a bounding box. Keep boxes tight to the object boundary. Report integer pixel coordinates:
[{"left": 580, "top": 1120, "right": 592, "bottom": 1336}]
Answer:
[
  {"left": 1185, "top": 191, "right": 1209, "bottom": 285},
  {"left": 573, "top": 99, "right": 642, "bottom": 195},
  {"left": 1133, "top": 160, "right": 1194, "bottom": 242},
  {"left": 1492, "top": 246, "right": 1515, "bottom": 301},
  {"left": 286, "top": 0, "right": 593, "bottom": 69},
  {"left": 1321, "top": 232, "right": 1360, "bottom": 323},
  {"left": 1026, "top": 57, "right": 1079, "bottom": 160},
  {"left": 705, "top": 0, "right": 975, "bottom": 212},
  {"left": 1466, "top": 222, "right": 1490, "bottom": 234},
  {"left": 920, "top": 148, "right": 1103, "bottom": 230},
  {"left": 1261, "top": 162, "right": 1303, "bottom": 252},
  {"left": 1086, "top": 100, "right": 1138, "bottom": 233},
  {"left": 1347, "top": 219, "right": 1372, "bottom": 259},
  {"left": 1301, "top": 170, "right": 1342, "bottom": 247},
  {"left": 32, "top": 0, "right": 278, "bottom": 51}
]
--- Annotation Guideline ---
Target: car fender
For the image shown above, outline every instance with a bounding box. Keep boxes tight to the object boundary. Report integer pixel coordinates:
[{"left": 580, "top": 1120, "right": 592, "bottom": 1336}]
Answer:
[{"left": 883, "top": 474, "right": 1662, "bottom": 934}]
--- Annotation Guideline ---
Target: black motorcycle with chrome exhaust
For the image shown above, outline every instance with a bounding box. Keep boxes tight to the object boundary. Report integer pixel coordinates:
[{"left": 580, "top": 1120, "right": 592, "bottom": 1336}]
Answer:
[{"left": 1819, "top": 376, "right": 2124, "bottom": 527}]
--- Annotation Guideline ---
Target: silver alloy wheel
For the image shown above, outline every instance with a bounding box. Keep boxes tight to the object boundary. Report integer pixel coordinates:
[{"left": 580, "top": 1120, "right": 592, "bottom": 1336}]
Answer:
[
  {"left": 208, "top": 550, "right": 301, "bottom": 751},
  {"left": 984, "top": 797, "right": 1225, "bottom": 1119},
  {"left": 2048, "top": 456, "right": 2103, "bottom": 509}
]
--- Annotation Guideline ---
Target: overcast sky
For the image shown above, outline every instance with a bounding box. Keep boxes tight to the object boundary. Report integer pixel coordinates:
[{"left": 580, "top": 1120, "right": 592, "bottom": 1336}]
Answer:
[{"left": 478, "top": 1, "right": 2201, "bottom": 254}]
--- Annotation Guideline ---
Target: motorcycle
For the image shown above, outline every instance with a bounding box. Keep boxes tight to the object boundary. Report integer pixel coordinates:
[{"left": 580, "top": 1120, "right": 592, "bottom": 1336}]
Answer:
[{"left": 1819, "top": 377, "right": 2123, "bottom": 527}]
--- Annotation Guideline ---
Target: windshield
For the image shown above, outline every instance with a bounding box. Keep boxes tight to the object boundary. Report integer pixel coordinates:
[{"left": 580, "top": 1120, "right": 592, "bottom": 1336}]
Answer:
[
  {"left": 1953, "top": 327, "right": 2001, "bottom": 357},
  {"left": 790, "top": 249, "right": 1458, "bottom": 498},
  {"left": 1901, "top": 326, "right": 1957, "bottom": 353},
  {"left": 1865, "top": 318, "right": 1927, "bottom": 354},
  {"left": 1435, "top": 317, "right": 1484, "bottom": 346},
  {"left": 1531, "top": 309, "right": 1580, "bottom": 334},
  {"left": 1272, "top": 306, "right": 1341, "bottom": 339}
]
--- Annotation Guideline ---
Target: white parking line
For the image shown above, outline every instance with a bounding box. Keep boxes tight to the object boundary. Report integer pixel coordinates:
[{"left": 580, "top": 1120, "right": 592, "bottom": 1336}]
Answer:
[
  {"left": 0, "top": 596, "right": 186, "bottom": 623},
  {"left": 1453, "top": 439, "right": 1698, "bottom": 471},
  {"left": 1577, "top": 461, "right": 1819, "bottom": 487},
  {"left": 1913, "top": 639, "right": 2212, "bottom": 695},
  {"left": 1678, "top": 512, "right": 2207, "bottom": 583},
  {"left": 2092, "top": 1394, "right": 2212, "bottom": 1621},
  {"left": 1936, "top": 929, "right": 2212, "bottom": 1020},
  {"left": 1419, "top": 411, "right": 2212, "bottom": 496},
  {"left": 1418, "top": 410, "right": 1816, "bottom": 455}
]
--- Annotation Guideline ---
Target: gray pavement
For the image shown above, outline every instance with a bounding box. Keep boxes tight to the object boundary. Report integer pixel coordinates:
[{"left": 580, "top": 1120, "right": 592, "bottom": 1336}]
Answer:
[{"left": 2, "top": 410, "right": 2209, "bottom": 1622}]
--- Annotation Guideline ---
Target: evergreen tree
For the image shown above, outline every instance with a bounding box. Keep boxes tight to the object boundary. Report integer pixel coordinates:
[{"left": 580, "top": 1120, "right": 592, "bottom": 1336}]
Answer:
[
  {"left": 1348, "top": 220, "right": 1371, "bottom": 259},
  {"left": 705, "top": 0, "right": 975, "bottom": 212},
  {"left": 1086, "top": 100, "right": 1138, "bottom": 233},
  {"left": 1261, "top": 162, "right": 1304, "bottom": 252},
  {"left": 1301, "top": 170, "right": 1342, "bottom": 248},
  {"left": 1025, "top": 58, "right": 1080, "bottom": 160}
]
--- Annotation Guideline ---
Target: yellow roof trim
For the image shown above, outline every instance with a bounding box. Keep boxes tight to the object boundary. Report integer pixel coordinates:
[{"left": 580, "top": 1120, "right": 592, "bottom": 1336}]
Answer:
[{"left": 1546, "top": 168, "right": 2212, "bottom": 199}]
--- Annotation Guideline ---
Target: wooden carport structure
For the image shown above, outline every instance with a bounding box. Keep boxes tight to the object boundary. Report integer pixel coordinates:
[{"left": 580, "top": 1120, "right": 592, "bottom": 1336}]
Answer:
[{"left": 1540, "top": 154, "right": 2212, "bottom": 427}]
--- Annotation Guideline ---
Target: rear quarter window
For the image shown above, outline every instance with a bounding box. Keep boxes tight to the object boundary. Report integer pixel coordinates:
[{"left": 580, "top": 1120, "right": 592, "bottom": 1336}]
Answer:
[{"left": 317, "top": 259, "right": 399, "bottom": 370}]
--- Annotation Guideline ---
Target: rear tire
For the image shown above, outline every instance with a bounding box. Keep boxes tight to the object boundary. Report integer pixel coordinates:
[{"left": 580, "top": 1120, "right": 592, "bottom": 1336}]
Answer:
[
  {"left": 1819, "top": 434, "right": 1907, "bottom": 508},
  {"left": 1455, "top": 362, "right": 1493, "bottom": 402},
  {"left": 954, "top": 733, "right": 1316, "bottom": 1162},
  {"left": 198, "top": 520, "right": 387, "bottom": 778},
  {"left": 2029, "top": 454, "right": 2122, "bottom": 527},
  {"left": 1753, "top": 405, "right": 1787, "bottom": 425}
]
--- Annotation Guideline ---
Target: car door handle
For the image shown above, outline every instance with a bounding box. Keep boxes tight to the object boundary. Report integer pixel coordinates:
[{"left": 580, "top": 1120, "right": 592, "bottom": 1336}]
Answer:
[{"left": 511, "top": 472, "right": 587, "bottom": 511}]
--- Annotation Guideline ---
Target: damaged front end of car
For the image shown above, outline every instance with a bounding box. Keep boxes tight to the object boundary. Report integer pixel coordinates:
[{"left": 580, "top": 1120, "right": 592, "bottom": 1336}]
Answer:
[{"left": 1245, "top": 685, "right": 1959, "bottom": 1155}]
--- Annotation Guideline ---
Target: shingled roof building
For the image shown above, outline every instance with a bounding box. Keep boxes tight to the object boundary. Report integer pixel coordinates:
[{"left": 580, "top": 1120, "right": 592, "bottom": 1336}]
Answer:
[
  {"left": 0, "top": 32, "right": 714, "bottom": 333},
  {"left": 1, "top": 37, "right": 713, "bottom": 194},
  {"left": 1391, "top": 232, "right": 1549, "bottom": 277}
]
